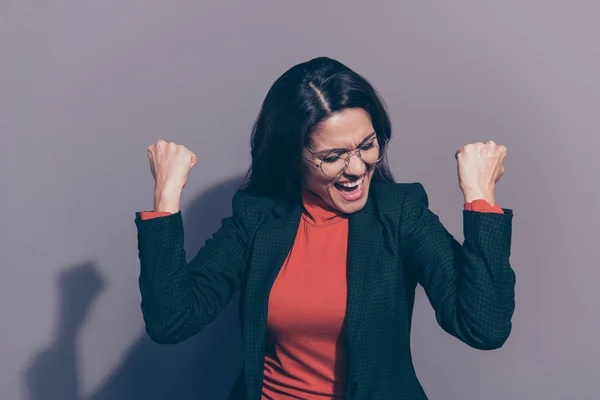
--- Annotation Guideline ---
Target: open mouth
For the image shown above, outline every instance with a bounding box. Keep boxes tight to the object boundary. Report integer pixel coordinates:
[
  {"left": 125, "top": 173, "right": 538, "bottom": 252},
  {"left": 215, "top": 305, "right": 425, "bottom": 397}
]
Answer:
[{"left": 334, "top": 176, "right": 365, "bottom": 201}]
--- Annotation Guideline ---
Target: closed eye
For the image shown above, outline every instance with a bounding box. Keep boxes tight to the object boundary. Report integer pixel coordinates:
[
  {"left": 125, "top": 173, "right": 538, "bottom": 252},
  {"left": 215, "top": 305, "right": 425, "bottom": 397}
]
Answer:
[
  {"left": 360, "top": 141, "right": 376, "bottom": 150},
  {"left": 323, "top": 154, "right": 342, "bottom": 163}
]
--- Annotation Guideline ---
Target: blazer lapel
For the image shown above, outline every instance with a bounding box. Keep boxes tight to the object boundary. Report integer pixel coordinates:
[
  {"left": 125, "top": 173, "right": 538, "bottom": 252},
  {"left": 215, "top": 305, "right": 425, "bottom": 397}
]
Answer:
[
  {"left": 346, "top": 193, "right": 381, "bottom": 352},
  {"left": 243, "top": 201, "right": 302, "bottom": 400}
]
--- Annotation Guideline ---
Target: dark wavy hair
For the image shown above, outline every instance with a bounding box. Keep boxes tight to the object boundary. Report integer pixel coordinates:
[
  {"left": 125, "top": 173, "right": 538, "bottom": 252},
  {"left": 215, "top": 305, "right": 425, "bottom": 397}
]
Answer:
[{"left": 241, "top": 56, "right": 395, "bottom": 204}]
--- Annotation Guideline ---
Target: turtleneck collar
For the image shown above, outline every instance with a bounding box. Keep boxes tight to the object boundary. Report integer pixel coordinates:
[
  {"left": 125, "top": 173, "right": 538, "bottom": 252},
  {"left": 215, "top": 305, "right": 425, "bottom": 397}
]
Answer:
[{"left": 301, "top": 188, "right": 347, "bottom": 226}]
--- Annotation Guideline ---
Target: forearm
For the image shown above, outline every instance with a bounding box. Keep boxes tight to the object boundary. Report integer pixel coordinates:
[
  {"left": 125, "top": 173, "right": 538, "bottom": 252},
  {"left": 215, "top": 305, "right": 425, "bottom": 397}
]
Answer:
[
  {"left": 135, "top": 212, "right": 202, "bottom": 343},
  {"left": 453, "top": 209, "right": 516, "bottom": 349},
  {"left": 402, "top": 182, "right": 515, "bottom": 350}
]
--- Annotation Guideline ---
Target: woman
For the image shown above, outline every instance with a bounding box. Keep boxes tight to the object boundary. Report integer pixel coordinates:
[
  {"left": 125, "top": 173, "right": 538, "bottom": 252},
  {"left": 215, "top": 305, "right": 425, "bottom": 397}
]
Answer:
[{"left": 135, "top": 57, "right": 515, "bottom": 400}]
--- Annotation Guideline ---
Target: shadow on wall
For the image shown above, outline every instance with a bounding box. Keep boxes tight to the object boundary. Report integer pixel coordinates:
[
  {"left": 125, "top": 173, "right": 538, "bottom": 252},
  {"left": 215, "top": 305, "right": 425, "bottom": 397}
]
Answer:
[
  {"left": 24, "top": 176, "right": 248, "bottom": 400},
  {"left": 23, "top": 261, "right": 106, "bottom": 400}
]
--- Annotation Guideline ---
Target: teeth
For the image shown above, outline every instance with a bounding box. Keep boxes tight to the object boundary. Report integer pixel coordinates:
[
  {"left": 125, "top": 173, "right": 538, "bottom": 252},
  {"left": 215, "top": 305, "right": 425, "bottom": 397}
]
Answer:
[{"left": 339, "top": 177, "right": 363, "bottom": 188}]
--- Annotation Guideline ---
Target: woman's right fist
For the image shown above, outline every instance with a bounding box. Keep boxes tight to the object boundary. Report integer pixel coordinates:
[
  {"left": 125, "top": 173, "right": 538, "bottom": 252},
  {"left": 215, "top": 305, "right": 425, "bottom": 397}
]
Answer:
[{"left": 147, "top": 140, "right": 197, "bottom": 191}]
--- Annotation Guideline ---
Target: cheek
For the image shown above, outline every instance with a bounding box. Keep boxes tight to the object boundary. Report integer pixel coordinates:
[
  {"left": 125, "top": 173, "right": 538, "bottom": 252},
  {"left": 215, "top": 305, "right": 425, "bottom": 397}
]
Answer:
[{"left": 302, "top": 167, "right": 332, "bottom": 191}]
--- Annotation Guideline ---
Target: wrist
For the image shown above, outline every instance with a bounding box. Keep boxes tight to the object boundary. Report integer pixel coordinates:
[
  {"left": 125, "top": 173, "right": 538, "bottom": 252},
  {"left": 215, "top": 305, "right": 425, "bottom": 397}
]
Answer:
[
  {"left": 464, "top": 193, "right": 496, "bottom": 206},
  {"left": 463, "top": 189, "right": 495, "bottom": 205},
  {"left": 154, "top": 187, "right": 181, "bottom": 213}
]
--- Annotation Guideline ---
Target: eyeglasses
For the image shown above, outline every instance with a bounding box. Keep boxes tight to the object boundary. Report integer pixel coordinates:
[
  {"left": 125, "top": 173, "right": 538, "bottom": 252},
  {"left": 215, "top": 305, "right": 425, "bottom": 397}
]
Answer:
[{"left": 302, "top": 136, "right": 388, "bottom": 178}]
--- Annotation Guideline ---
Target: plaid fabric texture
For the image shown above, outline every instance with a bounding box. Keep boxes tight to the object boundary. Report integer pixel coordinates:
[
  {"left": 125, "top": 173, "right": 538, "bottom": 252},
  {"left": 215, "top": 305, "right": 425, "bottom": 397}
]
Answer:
[{"left": 134, "top": 182, "right": 515, "bottom": 400}]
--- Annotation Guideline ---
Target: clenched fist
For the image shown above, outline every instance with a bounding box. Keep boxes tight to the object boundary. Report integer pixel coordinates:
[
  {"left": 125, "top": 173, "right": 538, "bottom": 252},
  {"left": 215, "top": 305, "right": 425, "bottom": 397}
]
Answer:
[
  {"left": 147, "top": 140, "right": 198, "bottom": 192},
  {"left": 455, "top": 140, "right": 507, "bottom": 205}
]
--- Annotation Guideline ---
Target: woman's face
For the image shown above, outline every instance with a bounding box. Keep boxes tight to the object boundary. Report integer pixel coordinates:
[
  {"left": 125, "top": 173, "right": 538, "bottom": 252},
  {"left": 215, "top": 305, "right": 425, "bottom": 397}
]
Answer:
[{"left": 301, "top": 108, "right": 379, "bottom": 214}]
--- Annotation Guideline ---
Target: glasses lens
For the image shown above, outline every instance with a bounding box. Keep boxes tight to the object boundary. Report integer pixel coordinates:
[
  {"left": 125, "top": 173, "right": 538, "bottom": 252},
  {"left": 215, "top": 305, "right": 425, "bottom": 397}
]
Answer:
[
  {"left": 320, "top": 153, "right": 348, "bottom": 177},
  {"left": 318, "top": 137, "right": 387, "bottom": 178},
  {"left": 360, "top": 138, "right": 386, "bottom": 164}
]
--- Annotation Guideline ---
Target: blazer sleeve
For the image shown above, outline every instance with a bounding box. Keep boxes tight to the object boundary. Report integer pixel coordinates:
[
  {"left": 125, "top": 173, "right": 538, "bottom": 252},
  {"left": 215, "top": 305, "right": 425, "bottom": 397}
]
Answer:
[
  {"left": 134, "top": 190, "right": 259, "bottom": 344},
  {"left": 399, "top": 182, "right": 516, "bottom": 350}
]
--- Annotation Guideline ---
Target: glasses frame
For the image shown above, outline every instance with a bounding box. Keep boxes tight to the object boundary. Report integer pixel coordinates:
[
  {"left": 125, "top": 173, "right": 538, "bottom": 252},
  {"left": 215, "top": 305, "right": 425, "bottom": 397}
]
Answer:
[{"left": 302, "top": 136, "right": 388, "bottom": 179}]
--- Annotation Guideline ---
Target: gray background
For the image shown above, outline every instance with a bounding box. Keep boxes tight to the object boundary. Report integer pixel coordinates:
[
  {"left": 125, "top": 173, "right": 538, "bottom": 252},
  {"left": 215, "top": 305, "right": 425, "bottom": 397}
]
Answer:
[{"left": 2, "top": 1, "right": 598, "bottom": 399}]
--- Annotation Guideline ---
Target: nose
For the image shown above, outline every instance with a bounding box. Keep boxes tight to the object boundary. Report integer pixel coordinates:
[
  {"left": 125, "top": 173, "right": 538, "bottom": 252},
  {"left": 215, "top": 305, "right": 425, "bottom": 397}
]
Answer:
[{"left": 344, "top": 151, "right": 366, "bottom": 176}]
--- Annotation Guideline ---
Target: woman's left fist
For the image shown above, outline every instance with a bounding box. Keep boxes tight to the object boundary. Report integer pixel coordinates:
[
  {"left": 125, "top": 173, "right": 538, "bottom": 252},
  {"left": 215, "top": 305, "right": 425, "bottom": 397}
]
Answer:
[{"left": 455, "top": 140, "right": 507, "bottom": 203}]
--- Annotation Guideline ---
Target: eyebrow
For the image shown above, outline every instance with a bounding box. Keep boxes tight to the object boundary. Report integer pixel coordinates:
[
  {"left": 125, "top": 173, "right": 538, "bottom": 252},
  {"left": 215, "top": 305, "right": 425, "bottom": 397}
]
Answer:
[{"left": 313, "top": 132, "right": 377, "bottom": 156}]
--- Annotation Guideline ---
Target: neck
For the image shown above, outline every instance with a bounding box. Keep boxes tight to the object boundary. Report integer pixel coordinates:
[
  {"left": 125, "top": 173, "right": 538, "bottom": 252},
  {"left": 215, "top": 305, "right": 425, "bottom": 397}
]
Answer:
[{"left": 300, "top": 188, "right": 346, "bottom": 226}]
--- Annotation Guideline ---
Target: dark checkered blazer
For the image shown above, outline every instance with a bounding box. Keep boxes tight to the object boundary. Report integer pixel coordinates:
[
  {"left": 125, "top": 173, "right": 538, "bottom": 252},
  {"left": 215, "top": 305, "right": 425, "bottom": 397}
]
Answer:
[{"left": 134, "top": 181, "right": 515, "bottom": 400}]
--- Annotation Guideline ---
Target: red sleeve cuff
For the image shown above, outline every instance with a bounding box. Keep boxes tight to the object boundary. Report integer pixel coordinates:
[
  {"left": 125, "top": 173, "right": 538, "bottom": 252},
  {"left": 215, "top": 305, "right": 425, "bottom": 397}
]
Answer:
[
  {"left": 139, "top": 211, "right": 173, "bottom": 220},
  {"left": 464, "top": 199, "right": 504, "bottom": 214}
]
